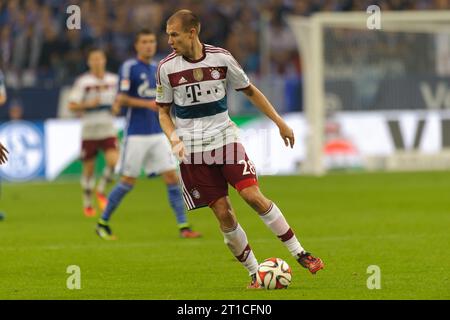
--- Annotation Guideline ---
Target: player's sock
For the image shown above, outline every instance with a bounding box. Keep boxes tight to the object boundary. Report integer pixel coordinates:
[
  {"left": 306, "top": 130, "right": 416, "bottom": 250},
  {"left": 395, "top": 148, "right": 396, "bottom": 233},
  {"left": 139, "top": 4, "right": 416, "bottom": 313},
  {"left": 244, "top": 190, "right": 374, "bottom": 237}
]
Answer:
[
  {"left": 259, "top": 202, "right": 305, "bottom": 257},
  {"left": 97, "top": 166, "right": 114, "bottom": 194},
  {"left": 81, "top": 175, "right": 95, "bottom": 208},
  {"left": 101, "top": 182, "right": 133, "bottom": 221},
  {"left": 166, "top": 184, "right": 188, "bottom": 228},
  {"left": 222, "top": 223, "right": 259, "bottom": 275}
]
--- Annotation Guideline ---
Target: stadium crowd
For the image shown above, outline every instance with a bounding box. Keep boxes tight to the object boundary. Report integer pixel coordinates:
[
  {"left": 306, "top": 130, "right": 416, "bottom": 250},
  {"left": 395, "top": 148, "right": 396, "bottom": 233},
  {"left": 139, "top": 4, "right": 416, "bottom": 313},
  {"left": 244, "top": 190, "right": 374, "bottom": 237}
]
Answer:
[{"left": 0, "top": 0, "right": 449, "bottom": 89}]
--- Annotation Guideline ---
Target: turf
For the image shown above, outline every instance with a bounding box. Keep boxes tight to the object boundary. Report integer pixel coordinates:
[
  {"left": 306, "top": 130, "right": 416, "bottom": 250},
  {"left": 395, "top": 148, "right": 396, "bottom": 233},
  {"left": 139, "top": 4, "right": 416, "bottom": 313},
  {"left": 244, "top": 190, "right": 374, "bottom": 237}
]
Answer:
[{"left": 0, "top": 171, "right": 449, "bottom": 300}]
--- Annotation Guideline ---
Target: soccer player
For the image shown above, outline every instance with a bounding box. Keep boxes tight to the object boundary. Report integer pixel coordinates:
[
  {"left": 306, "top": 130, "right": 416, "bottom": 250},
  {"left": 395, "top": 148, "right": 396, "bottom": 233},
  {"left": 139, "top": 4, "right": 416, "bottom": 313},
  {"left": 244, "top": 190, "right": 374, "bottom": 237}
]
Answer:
[
  {"left": 0, "top": 69, "right": 8, "bottom": 223},
  {"left": 0, "top": 69, "right": 7, "bottom": 165},
  {"left": 68, "top": 49, "right": 120, "bottom": 217},
  {"left": 157, "top": 10, "right": 324, "bottom": 288},
  {"left": 95, "top": 29, "right": 201, "bottom": 240}
]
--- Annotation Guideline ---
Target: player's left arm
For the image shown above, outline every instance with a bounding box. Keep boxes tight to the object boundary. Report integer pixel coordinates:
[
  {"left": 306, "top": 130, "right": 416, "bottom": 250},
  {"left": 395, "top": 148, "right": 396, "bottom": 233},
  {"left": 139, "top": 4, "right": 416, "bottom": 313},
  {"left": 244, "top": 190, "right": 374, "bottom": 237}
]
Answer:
[
  {"left": 225, "top": 52, "right": 294, "bottom": 148},
  {"left": 242, "top": 84, "right": 295, "bottom": 149}
]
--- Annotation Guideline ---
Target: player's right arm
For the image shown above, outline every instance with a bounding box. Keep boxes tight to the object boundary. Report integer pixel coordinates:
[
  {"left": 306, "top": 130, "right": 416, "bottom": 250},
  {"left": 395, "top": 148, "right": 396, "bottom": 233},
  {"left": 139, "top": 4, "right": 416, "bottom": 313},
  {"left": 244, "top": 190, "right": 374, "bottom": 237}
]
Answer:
[
  {"left": 158, "top": 104, "right": 186, "bottom": 160},
  {"left": 156, "top": 63, "right": 186, "bottom": 161}
]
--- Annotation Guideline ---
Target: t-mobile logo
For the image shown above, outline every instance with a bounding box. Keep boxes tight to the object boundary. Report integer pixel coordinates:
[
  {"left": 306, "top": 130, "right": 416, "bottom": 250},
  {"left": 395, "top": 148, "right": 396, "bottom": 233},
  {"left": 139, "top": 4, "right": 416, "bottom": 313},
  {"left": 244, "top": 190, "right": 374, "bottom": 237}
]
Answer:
[{"left": 185, "top": 84, "right": 202, "bottom": 103}]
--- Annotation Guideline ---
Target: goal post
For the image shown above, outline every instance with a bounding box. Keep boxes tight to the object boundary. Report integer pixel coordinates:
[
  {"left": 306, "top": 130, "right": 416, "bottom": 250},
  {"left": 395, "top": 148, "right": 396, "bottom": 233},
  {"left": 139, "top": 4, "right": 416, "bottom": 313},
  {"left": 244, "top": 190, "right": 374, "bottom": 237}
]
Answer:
[{"left": 287, "top": 10, "right": 450, "bottom": 175}]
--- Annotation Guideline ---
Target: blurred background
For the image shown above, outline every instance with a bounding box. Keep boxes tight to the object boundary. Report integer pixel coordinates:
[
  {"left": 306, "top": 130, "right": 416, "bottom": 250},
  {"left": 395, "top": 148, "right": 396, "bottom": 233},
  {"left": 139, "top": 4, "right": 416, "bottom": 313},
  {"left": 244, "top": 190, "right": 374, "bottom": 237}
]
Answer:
[
  {"left": 1, "top": 0, "right": 450, "bottom": 180},
  {"left": 2, "top": 1, "right": 450, "bottom": 301},
  {"left": 1, "top": 0, "right": 449, "bottom": 119}
]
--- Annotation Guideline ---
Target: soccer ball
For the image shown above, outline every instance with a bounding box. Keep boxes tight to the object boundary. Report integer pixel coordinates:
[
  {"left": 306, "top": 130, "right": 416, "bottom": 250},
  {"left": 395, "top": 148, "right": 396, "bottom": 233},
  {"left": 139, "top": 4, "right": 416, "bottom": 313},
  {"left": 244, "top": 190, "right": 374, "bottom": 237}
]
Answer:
[{"left": 256, "top": 257, "right": 292, "bottom": 289}]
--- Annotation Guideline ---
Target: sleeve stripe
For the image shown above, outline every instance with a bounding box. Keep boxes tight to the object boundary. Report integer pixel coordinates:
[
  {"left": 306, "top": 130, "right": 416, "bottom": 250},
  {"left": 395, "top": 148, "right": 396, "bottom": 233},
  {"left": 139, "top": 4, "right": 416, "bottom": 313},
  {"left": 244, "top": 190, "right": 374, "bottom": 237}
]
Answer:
[
  {"left": 157, "top": 53, "right": 177, "bottom": 85},
  {"left": 235, "top": 84, "right": 251, "bottom": 91},
  {"left": 121, "top": 59, "right": 138, "bottom": 79},
  {"left": 205, "top": 49, "right": 231, "bottom": 55}
]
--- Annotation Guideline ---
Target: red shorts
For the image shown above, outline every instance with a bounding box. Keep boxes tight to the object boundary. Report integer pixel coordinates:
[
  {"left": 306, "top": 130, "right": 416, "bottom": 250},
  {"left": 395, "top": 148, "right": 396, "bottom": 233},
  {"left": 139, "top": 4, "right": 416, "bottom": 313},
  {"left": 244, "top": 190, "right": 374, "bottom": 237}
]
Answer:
[
  {"left": 81, "top": 137, "right": 118, "bottom": 161},
  {"left": 179, "top": 143, "right": 258, "bottom": 210}
]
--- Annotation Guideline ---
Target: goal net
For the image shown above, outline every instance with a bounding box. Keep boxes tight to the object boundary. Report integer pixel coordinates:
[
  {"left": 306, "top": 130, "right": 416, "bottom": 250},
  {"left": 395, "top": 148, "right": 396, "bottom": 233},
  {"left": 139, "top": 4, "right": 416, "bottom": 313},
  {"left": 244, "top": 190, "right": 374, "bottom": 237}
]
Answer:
[{"left": 288, "top": 10, "right": 450, "bottom": 175}]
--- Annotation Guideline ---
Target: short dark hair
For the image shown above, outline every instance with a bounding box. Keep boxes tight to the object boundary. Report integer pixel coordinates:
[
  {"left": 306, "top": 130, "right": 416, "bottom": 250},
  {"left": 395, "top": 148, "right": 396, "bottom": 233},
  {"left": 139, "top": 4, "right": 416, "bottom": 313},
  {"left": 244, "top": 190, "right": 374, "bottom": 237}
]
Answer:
[
  {"left": 86, "top": 47, "right": 105, "bottom": 57},
  {"left": 167, "top": 9, "right": 201, "bottom": 34},
  {"left": 134, "top": 29, "right": 156, "bottom": 44}
]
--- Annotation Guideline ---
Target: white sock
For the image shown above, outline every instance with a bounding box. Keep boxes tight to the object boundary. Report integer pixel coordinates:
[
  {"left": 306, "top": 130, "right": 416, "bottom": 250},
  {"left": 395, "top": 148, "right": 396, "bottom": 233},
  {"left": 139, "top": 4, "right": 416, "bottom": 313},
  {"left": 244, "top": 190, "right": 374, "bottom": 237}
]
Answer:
[
  {"left": 222, "top": 224, "right": 259, "bottom": 275},
  {"left": 259, "top": 202, "right": 305, "bottom": 257},
  {"left": 81, "top": 175, "right": 95, "bottom": 208}
]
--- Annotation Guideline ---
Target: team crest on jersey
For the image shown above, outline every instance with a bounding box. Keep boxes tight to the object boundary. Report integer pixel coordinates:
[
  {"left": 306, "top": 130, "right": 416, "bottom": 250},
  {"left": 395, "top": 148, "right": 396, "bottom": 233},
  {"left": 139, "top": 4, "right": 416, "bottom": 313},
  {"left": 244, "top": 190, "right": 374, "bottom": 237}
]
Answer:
[
  {"left": 211, "top": 69, "right": 220, "bottom": 80},
  {"left": 193, "top": 68, "right": 203, "bottom": 81},
  {"left": 191, "top": 188, "right": 201, "bottom": 199}
]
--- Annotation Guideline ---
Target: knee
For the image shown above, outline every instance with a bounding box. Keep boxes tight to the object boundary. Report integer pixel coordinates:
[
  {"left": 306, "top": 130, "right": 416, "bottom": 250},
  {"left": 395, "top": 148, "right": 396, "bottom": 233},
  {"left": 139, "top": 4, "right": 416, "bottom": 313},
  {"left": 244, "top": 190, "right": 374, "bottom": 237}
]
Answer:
[
  {"left": 213, "top": 202, "right": 230, "bottom": 219},
  {"left": 83, "top": 163, "right": 95, "bottom": 177},
  {"left": 121, "top": 176, "right": 136, "bottom": 186},
  {"left": 239, "top": 187, "right": 271, "bottom": 213},
  {"left": 106, "top": 153, "right": 118, "bottom": 167}
]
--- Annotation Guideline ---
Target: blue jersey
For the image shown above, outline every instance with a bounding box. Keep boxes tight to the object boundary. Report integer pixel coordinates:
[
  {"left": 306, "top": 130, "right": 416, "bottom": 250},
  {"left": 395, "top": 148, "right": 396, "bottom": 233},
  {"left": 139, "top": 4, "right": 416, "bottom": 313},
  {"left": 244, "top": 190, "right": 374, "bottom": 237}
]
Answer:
[{"left": 118, "top": 59, "right": 162, "bottom": 136}]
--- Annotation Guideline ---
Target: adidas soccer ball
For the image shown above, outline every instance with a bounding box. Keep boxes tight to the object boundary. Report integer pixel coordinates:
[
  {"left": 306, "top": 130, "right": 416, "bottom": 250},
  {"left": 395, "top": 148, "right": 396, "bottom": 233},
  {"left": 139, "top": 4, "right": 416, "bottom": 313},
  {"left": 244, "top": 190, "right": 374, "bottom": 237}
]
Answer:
[{"left": 256, "top": 257, "right": 292, "bottom": 289}]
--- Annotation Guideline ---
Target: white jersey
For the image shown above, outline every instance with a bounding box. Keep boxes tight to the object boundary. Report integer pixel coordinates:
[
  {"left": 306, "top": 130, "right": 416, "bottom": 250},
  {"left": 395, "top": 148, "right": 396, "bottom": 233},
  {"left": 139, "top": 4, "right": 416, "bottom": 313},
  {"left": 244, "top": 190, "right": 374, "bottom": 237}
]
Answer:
[
  {"left": 69, "top": 72, "right": 118, "bottom": 140},
  {"left": 156, "top": 44, "right": 250, "bottom": 153}
]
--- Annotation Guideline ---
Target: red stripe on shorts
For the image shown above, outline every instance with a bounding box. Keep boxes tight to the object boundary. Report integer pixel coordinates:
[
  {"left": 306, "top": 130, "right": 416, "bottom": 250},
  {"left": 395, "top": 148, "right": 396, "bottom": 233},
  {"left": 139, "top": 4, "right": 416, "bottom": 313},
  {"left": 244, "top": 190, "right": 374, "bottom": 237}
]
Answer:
[{"left": 235, "top": 178, "right": 258, "bottom": 192}]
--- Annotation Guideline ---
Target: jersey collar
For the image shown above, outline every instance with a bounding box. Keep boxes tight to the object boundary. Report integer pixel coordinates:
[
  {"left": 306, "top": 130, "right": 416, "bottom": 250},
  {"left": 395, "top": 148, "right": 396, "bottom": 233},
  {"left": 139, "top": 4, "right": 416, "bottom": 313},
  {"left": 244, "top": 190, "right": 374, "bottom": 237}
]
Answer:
[{"left": 182, "top": 43, "right": 206, "bottom": 63}]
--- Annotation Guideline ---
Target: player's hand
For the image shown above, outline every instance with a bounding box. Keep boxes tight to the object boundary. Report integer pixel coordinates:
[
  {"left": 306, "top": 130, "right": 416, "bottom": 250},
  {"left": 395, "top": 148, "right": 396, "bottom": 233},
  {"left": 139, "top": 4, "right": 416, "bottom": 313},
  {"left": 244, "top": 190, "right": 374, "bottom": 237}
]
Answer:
[
  {"left": 0, "top": 142, "right": 9, "bottom": 165},
  {"left": 115, "top": 94, "right": 126, "bottom": 106},
  {"left": 147, "top": 100, "right": 158, "bottom": 111},
  {"left": 278, "top": 121, "right": 295, "bottom": 148},
  {"left": 87, "top": 97, "right": 101, "bottom": 109},
  {"left": 171, "top": 139, "right": 188, "bottom": 163},
  {"left": 112, "top": 101, "right": 121, "bottom": 115}
]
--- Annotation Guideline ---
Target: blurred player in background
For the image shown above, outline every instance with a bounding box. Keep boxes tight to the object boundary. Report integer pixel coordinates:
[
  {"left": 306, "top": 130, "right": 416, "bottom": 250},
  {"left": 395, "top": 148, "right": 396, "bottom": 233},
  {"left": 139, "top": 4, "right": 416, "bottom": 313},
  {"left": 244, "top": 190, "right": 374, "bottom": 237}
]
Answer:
[
  {"left": 0, "top": 69, "right": 8, "bottom": 165},
  {"left": 157, "top": 10, "right": 324, "bottom": 288},
  {"left": 68, "top": 49, "right": 119, "bottom": 217},
  {"left": 95, "top": 29, "right": 201, "bottom": 240},
  {"left": 0, "top": 69, "right": 8, "bottom": 223}
]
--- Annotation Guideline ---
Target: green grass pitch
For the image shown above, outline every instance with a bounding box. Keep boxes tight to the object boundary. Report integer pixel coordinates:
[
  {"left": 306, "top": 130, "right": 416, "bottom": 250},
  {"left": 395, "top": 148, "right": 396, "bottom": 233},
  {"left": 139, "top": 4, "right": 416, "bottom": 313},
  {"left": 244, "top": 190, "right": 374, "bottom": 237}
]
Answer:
[{"left": 0, "top": 171, "right": 449, "bottom": 300}]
